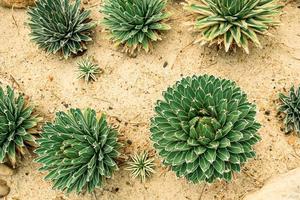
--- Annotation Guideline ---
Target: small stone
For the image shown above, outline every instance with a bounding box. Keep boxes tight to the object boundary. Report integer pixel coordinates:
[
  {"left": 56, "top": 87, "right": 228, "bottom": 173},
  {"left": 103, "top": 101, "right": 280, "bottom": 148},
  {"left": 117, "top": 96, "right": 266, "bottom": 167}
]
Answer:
[
  {"left": 0, "top": 164, "right": 13, "bottom": 176},
  {"left": 264, "top": 110, "right": 270, "bottom": 116},
  {"left": 244, "top": 168, "right": 300, "bottom": 200},
  {"left": 0, "top": 180, "right": 10, "bottom": 198},
  {"left": 126, "top": 140, "right": 132, "bottom": 145},
  {"left": 163, "top": 61, "right": 168, "bottom": 68}
]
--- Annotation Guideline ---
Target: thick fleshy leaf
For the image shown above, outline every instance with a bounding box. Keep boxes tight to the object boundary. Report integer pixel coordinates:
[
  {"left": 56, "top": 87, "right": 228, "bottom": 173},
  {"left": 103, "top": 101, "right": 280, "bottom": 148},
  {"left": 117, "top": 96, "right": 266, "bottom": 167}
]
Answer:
[{"left": 35, "top": 108, "right": 120, "bottom": 194}]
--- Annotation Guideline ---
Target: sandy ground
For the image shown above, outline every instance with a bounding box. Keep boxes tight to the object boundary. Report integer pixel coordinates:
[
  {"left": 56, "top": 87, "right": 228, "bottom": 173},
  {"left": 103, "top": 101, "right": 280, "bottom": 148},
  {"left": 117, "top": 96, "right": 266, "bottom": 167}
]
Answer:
[{"left": 0, "top": 1, "right": 300, "bottom": 200}]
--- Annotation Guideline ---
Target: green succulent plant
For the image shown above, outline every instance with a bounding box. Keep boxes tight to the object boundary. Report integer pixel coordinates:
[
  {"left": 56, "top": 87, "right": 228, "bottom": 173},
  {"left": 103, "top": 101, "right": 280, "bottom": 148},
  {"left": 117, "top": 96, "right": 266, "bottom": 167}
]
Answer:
[
  {"left": 150, "top": 75, "right": 261, "bottom": 183},
  {"left": 184, "top": 0, "right": 282, "bottom": 53},
  {"left": 35, "top": 108, "right": 120, "bottom": 194},
  {"left": 101, "top": 0, "right": 171, "bottom": 54},
  {"left": 126, "top": 151, "right": 155, "bottom": 182},
  {"left": 77, "top": 57, "right": 101, "bottom": 83},
  {"left": 279, "top": 86, "right": 300, "bottom": 136},
  {"left": 0, "top": 86, "right": 41, "bottom": 167},
  {"left": 28, "top": 0, "right": 95, "bottom": 58}
]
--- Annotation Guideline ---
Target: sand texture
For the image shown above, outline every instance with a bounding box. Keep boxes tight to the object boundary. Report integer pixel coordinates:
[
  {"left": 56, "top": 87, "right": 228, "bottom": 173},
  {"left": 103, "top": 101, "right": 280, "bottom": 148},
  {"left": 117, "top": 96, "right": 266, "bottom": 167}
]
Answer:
[{"left": 0, "top": 1, "right": 300, "bottom": 200}]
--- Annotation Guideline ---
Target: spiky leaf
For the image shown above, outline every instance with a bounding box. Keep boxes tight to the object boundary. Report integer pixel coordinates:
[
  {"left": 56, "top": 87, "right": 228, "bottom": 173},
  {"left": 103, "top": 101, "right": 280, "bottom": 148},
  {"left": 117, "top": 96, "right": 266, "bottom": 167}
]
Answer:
[
  {"left": 126, "top": 151, "right": 155, "bottom": 182},
  {"left": 279, "top": 86, "right": 300, "bottom": 136},
  {"left": 150, "top": 75, "right": 261, "bottom": 183},
  {"left": 101, "top": 0, "right": 171, "bottom": 54},
  {"left": 77, "top": 57, "right": 101, "bottom": 83},
  {"left": 0, "top": 86, "right": 40, "bottom": 167},
  {"left": 28, "top": 0, "right": 95, "bottom": 58},
  {"left": 184, "top": 0, "right": 282, "bottom": 53},
  {"left": 35, "top": 108, "right": 120, "bottom": 194}
]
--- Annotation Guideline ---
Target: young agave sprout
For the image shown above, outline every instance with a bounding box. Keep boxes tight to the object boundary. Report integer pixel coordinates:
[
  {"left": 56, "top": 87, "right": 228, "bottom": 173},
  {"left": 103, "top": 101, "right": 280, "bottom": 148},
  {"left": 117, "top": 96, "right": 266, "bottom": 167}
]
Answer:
[
  {"left": 126, "top": 151, "right": 155, "bottom": 182},
  {"left": 279, "top": 86, "right": 300, "bottom": 136},
  {"left": 28, "top": 0, "right": 95, "bottom": 58},
  {"left": 184, "top": 0, "right": 282, "bottom": 53},
  {"left": 101, "top": 0, "right": 171, "bottom": 54},
  {"left": 35, "top": 108, "right": 121, "bottom": 194},
  {"left": 150, "top": 75, "right": 261, "bottom": 183},
  {"left": 0, "top": 86, "right": 41, "bottom": 167},
  {"left": 77, "top": 57, "right": 101, "bottom": 83}
]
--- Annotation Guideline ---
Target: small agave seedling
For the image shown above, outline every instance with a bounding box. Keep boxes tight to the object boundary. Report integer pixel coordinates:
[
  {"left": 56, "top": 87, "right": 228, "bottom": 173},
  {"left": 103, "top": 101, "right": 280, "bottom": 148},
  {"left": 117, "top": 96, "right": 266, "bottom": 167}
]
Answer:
[
  {"left": 28, "top": 0, "right": 95, "bottom": 58},
  {"left": 150, "top": 75, "right": 261, "bottom": 183},
  {"left": 126, "top": 151, "right": 155, "bottom": 182},
  {"left": 279, "top": 86, "right": 300, "bottom": 136},
  {"left": 0, "top": 86, "right": 41, "bottom": 167},
  {"left": 35, "top": 108, "right": 121, "bottom": 193},
  {"left": 184, "top": 0, "right": 282, "bottom": 53},
  {"left": 101, "top": 0, "right": 171, "bottom": 54},
  {"left": 77, "top": 57, "right": 101, "bottom": 83}
]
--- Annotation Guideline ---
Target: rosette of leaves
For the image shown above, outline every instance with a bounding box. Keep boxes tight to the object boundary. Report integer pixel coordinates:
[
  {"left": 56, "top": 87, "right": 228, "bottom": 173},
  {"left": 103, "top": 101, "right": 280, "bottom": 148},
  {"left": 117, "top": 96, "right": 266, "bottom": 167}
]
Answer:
[
  {"left": 184, "top": 0, "right": 282, "bottom": 53},
  {"left": 77, "top": 57, "right": 101, "bottom": 83},
  {"left": 150, "top": 75, "right": 261, "bottom": 183},
  {"left": 0, "top": 86, "right": 40, "bottom": 167},
  {"left": 28, "top": 0, "right": 95, "bottom": 58},
  {"left": 101, "top": 0, "right": 171, "bottom": 54},
  {"left": 126, "top": 151, "right": 155, "bottom": 182},
  {"left": 35, "top": 108, "right": 121, "bottom": 193},
  {"left": 279, "top": 86, "right": 300, "bottom": 136}
]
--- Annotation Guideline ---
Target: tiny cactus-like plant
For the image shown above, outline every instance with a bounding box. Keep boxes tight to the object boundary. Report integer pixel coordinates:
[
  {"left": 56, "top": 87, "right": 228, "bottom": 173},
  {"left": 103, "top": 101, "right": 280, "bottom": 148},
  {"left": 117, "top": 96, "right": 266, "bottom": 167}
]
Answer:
[
  {"left": 28, "top": 0, "right": 95, "bottom": 58},
  {"left": 126, "top": 151, "right": 155, "bottom": 182},
  {"left": 150, "top": 75, "right": 261, "bottom": 183},
  {"left": 0, "top": 86, "right": 41, "bottom": 167},
  {"left": 184, "top": 0, "right": 282, "bottom": 53},
  {"left": 35, "top": 108, "right": 121, "bottom": 193},
  {"left": 77, "top": 57, "right": 101, "bottom": 83},
  {"left": 101, "top": 0, "right": 171, "bottom": 54},
  {"left": 279, "top": 86, "right": 300, "bottom": 136}
]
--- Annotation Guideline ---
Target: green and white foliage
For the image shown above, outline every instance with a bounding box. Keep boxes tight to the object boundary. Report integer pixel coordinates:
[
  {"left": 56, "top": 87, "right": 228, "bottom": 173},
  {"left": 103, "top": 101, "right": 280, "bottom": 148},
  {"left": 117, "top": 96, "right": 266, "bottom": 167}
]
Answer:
[
  {"left": 28, "top": 0, "right": 95, "bottom": 58},
  {"left": 77, "top": 57, "right": 101, "bottom": 83},
  {"left": 101, "top": 0, "right": 171, "bottom": 54},
  {"left": 150, "top": 75, "right": 261, "bottom": 183},
  {"left": 279, "top": 86, "right": 300, "bottom": 136},
  {"left": 35, "top": 108, "right": 120, "bottom": 193},
  {"left": 184, "top": 0, "right": 282, "bottom": 53},
  {"left": 0, "top": 86, "right": 40, "bottom": 167},
  {"left": 126, "top": 151, "right": 155, "bottom": 182}
]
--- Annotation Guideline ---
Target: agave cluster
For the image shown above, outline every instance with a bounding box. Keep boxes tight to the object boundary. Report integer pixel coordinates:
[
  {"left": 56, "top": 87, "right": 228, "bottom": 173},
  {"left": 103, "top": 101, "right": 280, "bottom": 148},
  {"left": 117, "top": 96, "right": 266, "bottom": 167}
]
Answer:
[
  {"left": 150, "top": 75, "right": 261, "bottom": 183},
  {"left": 279, "top": 86, "right": 300, "bottom": 136},
  {"left": 0, "top": 86, "right": 40, "bottom": 167},
  {"left": 126, "top": 151, "right": 155, "bottom": 182},
  {"left": 184, "top": 0, "right": 282, "bottom": 53},
  {"left": 101, "top": 0, "right": 171, "bottom": 54},
  {"left": 35, "top": 108, "right": 120, "bottom": 193},
  {"left": 28, "top": 0, "right": 95, "bottom": 58},
  {"left": 77, "top": 57, "right": 101, "bottom": 83}
]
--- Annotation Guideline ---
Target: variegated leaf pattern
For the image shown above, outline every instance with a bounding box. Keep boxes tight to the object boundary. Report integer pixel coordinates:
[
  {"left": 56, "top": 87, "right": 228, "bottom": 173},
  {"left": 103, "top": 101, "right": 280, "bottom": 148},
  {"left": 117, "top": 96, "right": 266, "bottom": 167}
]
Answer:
[
  {"left": 0, "top": 86, "right": 40, "bottom": 167},
  {"left": 35, "top": 108, "right": 120, "bottom": 194},
  {"left": 126, "top": 151, "right": 155, "bottom": 182},
  {"left": 150, "top": 75, "right": 261, "bottom": 183},
  {"left": 101, "top": 0, "right": 171, "bottom": 54},
  {"left": 184, "top": 0, "right": 282, "bottom": 53},
  {"left": 28, "top": 0, "right": 95, "bottom": 58},
  {"left": 279, "top": 86, "right": 300, "bottom": 136}
]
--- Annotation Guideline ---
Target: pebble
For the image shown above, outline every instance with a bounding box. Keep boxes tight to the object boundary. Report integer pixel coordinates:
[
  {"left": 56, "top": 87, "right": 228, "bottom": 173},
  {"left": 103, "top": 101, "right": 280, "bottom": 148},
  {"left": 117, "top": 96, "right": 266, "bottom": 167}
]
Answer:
[
  {"left": 0, "top": 179, "right": 10, "bottom": 198},
  {"left": 0, "top": 164, "right": 13, "bottom": 176}
]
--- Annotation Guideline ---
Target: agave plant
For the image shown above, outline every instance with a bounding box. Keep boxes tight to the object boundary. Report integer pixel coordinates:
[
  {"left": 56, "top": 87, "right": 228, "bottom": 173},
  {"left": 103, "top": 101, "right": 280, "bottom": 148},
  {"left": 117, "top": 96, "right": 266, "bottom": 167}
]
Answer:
[
  {"left": 279, "top": 86, "right": 300, "bottom": 136},
  {"left": 126, "top": 151, "right": 155, "bottom": 182},
  {"left": 77, "top": 57, "right": 101, "bottom": 83},
  {"left": 35, "top": 108, "right": 121, "bottom": 193},
  {"left": 28, "top": 0, "right": 95, "bottom": 58},
  {"left": 101, "top": 0, "right": 171, "bottom": 54},
  {"left": 150, "top": 75, "right": 261, "bottom": 183},
  {"left": 184, "top": 0, "right": 282, "bottom": 53},
  {"left": 0, "top": 86, "right": 40, "bottom": 167}
]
